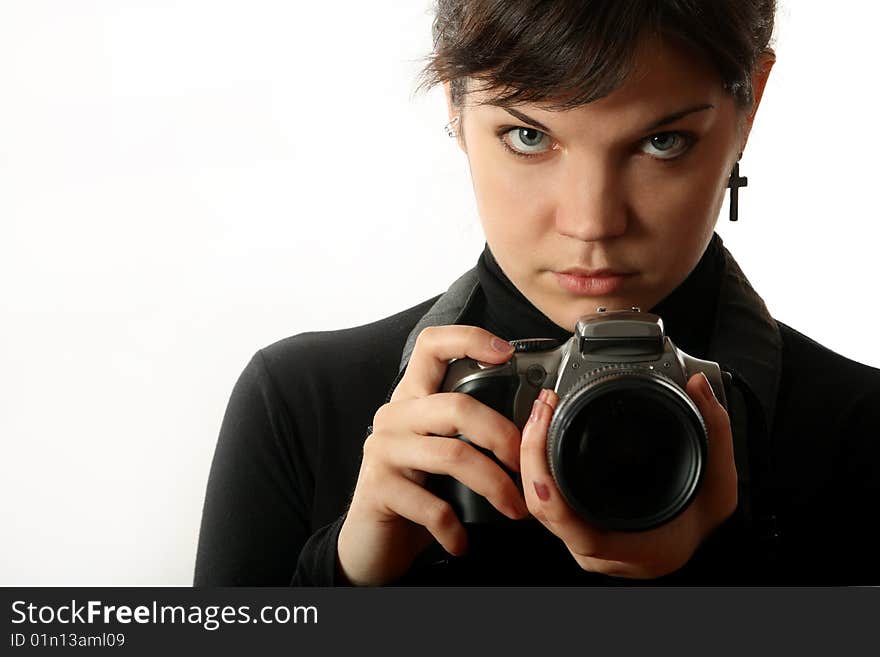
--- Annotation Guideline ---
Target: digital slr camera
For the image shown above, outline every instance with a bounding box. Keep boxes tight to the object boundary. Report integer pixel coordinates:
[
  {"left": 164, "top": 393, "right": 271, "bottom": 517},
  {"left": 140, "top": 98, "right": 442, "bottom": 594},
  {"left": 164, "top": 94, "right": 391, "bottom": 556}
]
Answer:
[{"left": 428, "top": 307, "right": 729, "bottom": 532}]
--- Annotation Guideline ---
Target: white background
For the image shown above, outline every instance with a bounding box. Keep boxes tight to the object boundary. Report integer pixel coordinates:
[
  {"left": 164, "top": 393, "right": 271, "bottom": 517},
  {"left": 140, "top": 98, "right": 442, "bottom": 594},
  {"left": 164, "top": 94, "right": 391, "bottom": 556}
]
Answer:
[{"left": 1, "top": 1, "right": 877, "bottom": 585}]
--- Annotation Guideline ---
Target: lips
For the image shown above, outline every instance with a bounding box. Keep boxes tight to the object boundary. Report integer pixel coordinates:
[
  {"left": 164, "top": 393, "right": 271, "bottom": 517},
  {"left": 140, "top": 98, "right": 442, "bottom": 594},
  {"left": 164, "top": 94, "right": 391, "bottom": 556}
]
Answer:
[
  {"left": 553, "top": 268, "right": 635, "bottom": 295},
  {"left": 558, "top": 267, "right": 633, "bottom": 277}
]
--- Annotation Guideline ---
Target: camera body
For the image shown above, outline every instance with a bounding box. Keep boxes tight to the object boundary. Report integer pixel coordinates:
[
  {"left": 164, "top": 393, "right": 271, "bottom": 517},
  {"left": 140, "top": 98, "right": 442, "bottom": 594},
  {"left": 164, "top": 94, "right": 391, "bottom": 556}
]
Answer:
[{"left": 433, "top": 307, "right": 729, "bottom": 532}]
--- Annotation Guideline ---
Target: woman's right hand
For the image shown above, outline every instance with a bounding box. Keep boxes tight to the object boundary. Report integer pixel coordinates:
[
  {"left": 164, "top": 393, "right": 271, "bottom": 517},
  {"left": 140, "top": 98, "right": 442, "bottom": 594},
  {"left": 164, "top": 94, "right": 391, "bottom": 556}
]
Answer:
[{"left": 336, "top": 325, "right": 530, "bottom": 586}]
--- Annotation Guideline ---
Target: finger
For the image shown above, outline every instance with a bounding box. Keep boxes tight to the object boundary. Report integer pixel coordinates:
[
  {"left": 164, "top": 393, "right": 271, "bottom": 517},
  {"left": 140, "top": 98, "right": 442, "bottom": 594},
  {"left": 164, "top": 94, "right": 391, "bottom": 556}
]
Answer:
[
  {"left": 392, "top": 325, "right": 515, "bottom": 401},
  {"left": 519, "top": 389, "right": 561, "bottom": 515},
  {"left": 685, "top": 372, "right": 734, "bottom": 468},
  {"left": 685, "top": 373, "right": 738, "bottom": 518},
  {"left": 520, "top": 390, "right": 642, "bottom": 560},
  {"left": 392, "top": 392, "right": 522, "bottom": 473},
  {"left": 381, "top": 430, "right": 528, "bottom": 520},
  {"left": 685, "top": 373, "right": 730, "bottom": 438},
  {"left": 378, "top": 475, "right": 469, "bottom": 556},
  {"left": 519, "top": 389, "right": 607, "bottom": 557}
]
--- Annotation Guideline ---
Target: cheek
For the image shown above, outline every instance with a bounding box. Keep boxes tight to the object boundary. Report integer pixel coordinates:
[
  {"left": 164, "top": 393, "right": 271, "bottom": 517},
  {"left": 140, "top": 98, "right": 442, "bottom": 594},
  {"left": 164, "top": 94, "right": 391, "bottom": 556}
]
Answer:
[
  {"left": 627, "top": 163, "right": 725, "bottom": 286},
  {"left": 470, "top": 156, "right": 553, "bottom": 241},
  {"left": 640, "top": 158, "right": 719, "bottom": 209},
  {"left": 634, "top": 157, "right": 726, "bottom": 239}
]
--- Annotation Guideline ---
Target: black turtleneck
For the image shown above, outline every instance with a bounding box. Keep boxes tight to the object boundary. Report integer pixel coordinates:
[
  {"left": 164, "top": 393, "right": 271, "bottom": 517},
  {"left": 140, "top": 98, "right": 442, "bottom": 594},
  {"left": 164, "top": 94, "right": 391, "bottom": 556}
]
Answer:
[
  {"left": 195, "top": 227, "right": 880, "bottom": 586},
  {"left": 473, "top": 233, "right": 724, "bottom": 359}
]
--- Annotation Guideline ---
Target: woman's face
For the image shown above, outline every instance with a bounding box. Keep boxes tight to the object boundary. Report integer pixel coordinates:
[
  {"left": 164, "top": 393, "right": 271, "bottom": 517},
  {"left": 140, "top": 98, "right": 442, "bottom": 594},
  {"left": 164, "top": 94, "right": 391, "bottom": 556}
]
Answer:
[{"left": 446, "top": 34, "right": 773, "bottom": 331}]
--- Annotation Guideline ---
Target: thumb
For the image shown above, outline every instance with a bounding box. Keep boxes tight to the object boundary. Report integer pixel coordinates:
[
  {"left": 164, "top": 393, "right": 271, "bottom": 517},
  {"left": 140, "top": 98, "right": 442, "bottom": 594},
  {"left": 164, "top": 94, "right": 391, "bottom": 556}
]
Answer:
[
  {"left": 686, "top": 371, "right": 738, "bottom": 517},
  {"left": 686, "top": 372, "right": 728, "bottom": 426},
  {"left": 686, "top": 372, "right": 734, "bottom": 459}
]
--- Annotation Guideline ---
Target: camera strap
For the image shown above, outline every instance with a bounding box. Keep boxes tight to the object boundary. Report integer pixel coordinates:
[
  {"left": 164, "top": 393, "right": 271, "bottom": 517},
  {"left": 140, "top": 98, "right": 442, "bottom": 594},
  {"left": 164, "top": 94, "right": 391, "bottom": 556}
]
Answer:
[{"left": 384, "top": 267, "right": 483, "bottom": 405}]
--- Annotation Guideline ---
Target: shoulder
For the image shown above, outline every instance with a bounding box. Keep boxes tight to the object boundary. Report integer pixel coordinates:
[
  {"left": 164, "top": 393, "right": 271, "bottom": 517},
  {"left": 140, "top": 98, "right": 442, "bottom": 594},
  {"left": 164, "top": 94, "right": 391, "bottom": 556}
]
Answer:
[
  {"left": 777, "top": 320, "right": 880, "bottom": 398},
  {"left": 774, "top": 320, "right": 880, "bottom": 464},
  {"left": 260, "top": 294, "right": 439, "bottom": 368},
  {"left": 252, "top": 294, "right": 442, "bottom": 402},
  {"left": 762, "top": 323, "right": 880, "bottom": 583}
]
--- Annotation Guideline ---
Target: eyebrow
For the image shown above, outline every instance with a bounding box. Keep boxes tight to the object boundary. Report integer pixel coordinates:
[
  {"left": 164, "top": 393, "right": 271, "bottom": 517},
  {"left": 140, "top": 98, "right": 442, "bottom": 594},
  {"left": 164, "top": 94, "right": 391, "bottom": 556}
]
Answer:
[{"left": 501, "top": 103, "right": 716, "bottom": 133}]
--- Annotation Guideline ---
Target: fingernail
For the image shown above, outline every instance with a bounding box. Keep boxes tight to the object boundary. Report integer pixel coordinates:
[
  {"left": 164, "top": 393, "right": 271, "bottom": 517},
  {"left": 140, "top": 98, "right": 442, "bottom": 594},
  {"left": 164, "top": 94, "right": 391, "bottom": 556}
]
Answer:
[
  {"left": 529, "top": 399, "right": 542, "bottom": 424},
  {"left": 533, "top": 481, "right": 550, "bottom": 501},
  {"left": 701, "top": 373, "right": 715, "bottom": 401},
  {"left": 538, "top": 388, "right": 549, "bottom": 403},
  {"left": 491, "top": 337, "right": 515, "bottom": 353}
]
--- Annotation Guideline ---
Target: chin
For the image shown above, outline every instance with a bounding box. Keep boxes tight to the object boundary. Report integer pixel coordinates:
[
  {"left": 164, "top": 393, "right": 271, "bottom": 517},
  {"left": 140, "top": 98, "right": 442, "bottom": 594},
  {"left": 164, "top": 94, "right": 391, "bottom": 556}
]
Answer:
[
  {"left": 550, "top": 297, "right": 644, "bottom": 333},
  {"left": 574, "top": 294, "right": 638, "bottom": 312}
]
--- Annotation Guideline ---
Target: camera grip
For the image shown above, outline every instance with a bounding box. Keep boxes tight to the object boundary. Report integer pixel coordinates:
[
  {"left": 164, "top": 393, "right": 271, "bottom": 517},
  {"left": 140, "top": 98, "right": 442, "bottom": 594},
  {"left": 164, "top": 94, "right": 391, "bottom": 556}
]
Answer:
[{"left": 425, "top": 373, "right": 526, "bottom": 525}]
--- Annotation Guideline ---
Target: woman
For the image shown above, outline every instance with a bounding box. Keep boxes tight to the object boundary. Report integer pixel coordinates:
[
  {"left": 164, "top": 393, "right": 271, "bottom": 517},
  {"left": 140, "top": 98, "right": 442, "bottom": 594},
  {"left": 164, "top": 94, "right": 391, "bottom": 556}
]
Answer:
[{"left": 194, "top": 1, "right": 880, "bottom": 586}]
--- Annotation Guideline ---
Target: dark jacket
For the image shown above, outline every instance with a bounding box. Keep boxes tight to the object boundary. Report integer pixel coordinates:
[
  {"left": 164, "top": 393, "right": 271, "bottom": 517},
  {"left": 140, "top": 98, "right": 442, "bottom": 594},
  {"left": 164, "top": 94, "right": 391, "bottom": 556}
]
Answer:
[{"left": 194, "top": 234, "right": 880, "bottom": 586}]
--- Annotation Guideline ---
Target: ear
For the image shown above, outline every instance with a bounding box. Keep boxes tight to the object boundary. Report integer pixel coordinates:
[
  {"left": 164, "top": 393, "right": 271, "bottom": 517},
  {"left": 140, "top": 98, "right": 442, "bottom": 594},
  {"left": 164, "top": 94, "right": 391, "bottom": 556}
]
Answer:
[
  {"left": 443, "top": 80, "right": 467, "bottom": 153},
  {"left": 739, "top": 49, "right": 776, "bottom": 152},
  {"left": 443, "top": 80, "right": 456, "bottom": 122}
]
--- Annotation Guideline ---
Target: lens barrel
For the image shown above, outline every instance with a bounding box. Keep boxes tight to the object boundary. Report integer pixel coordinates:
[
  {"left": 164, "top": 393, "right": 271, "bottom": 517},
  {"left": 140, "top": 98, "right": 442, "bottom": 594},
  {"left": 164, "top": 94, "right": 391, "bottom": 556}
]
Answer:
[{"left": 547, "top": 369, "right": 707, "bottom": 532}]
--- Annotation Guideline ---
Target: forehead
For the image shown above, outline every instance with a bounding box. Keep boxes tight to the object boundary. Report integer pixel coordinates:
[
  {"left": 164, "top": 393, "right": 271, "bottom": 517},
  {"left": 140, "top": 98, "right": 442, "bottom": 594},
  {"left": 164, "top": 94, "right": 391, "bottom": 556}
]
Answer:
[{"left": 468, "top": 33, "right": 728, "bottom": 127}]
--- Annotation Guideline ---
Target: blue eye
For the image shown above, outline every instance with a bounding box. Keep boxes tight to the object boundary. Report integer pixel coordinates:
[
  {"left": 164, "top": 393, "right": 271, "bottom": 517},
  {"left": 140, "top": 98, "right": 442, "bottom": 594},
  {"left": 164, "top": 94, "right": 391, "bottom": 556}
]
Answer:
[
  {"left": 496, "top": 125, "right": 697, "bottom": 162},
  {"left": 500, "top": 127, "right": 550, "bottom": 158},
  {"left": 642, "top": 132, "right": 695, "bottom": 160}
]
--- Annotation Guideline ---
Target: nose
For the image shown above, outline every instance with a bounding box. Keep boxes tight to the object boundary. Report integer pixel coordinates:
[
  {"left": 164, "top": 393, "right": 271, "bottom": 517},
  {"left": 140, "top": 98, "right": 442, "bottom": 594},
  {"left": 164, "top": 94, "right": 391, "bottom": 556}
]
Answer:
[{"left": 553, "top": 161, "right": 628, "bottom": 242}]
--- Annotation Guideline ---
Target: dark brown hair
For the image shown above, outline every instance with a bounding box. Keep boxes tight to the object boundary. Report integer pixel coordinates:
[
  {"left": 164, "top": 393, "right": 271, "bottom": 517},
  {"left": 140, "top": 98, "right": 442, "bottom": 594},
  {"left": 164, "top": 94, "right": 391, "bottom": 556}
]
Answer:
[{"left": 415, "top": 0, "right": 776, "bottom": 126}]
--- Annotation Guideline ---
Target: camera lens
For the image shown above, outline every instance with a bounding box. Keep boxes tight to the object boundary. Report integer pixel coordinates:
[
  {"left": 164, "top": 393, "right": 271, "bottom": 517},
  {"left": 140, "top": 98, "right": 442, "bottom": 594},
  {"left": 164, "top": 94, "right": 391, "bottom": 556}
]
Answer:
[{"left": 548, "top": 374, "right": 706, "bottom": 531}]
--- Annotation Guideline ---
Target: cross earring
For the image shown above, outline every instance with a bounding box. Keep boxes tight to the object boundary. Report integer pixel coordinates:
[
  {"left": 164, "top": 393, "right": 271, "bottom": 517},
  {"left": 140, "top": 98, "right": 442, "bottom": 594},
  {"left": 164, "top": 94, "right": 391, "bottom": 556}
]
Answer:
[{"left": 727, "top": 153, "right": 747, "bottom": 222}]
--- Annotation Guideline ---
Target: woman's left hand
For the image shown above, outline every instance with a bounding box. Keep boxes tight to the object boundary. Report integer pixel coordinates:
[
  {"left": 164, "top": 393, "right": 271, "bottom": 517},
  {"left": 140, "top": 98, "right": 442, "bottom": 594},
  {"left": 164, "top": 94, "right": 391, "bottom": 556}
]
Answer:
[{"left": 520, "top": 372, "right": 738, "bottom": 579}]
